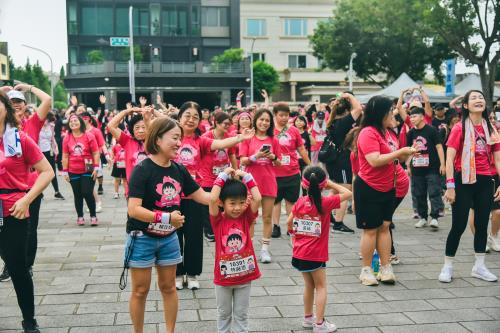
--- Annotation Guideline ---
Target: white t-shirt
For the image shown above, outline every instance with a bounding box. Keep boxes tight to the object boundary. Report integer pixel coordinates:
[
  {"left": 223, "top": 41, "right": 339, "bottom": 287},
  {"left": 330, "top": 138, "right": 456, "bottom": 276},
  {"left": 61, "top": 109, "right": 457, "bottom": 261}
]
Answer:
[{"left": 38, "top": 123, "right": 54, "bottom": 153}]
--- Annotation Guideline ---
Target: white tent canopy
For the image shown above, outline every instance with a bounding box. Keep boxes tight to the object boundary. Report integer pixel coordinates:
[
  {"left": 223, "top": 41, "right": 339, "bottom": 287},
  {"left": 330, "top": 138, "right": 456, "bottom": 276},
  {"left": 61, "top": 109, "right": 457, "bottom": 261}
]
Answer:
[
  {"left": 358, "top": 73, "right": 450, "bottom": 103},
  {"left": 454, "top": 73, "right": 500, "bottom": 98}
]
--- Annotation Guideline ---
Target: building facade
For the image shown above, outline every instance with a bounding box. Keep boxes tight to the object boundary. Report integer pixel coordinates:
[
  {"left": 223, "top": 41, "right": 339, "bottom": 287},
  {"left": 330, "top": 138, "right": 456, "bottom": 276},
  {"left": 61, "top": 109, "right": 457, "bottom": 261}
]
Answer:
[
  {"left": 64, "top": 0, "right": 249, "bottom": 110},
  {"left": 240, "top": 0, "right": 378, "bottom": 102},
  {"left": 0, "top": 42, "right": 9, "bottom": 81}
]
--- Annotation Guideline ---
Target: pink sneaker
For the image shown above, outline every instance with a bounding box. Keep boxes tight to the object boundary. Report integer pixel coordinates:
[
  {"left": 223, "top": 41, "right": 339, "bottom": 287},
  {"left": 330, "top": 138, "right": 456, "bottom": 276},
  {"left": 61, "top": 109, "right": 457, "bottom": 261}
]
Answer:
[
  {"left": 90, "top": 217, "right": 99, "bottom": 226},
  {"left": 77, "top": 217, "right": 85, "bottom": 226},
  {"left": 313, "top": 319, "right": 337, "bottom": 333}
]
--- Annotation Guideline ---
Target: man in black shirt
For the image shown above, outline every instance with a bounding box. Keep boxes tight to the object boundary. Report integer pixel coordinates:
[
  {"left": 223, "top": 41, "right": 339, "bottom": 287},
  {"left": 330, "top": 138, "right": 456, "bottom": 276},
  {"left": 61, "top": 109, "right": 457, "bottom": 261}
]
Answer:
[
  {"left": 407, "top": 107, "right": 445, "bottom": 229},
  {"left": 431, "top": 104, "right": 447, "bottom": 130}
]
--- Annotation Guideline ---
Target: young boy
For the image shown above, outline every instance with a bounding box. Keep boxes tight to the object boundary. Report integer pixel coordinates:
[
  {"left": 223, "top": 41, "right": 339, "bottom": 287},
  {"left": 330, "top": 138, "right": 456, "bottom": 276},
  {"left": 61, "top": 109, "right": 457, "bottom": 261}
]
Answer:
[
  {"left": 209, "top": 168, "right": 262, "bottom": 333},
  {"left": 407, "top": 107, "right": 445, "bottom": 229}
]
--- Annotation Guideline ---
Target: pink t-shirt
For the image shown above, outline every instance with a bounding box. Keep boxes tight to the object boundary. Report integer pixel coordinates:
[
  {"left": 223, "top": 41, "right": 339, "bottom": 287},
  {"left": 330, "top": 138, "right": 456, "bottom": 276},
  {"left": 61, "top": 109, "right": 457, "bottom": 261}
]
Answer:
[
  {"left": 199, "top": 131, "right": 235, "bottom": 188},
  {"left": 88, "top": 127, "right": 105, "bottom": 150},
  {"left": 63, "top": 132, "right": 99, "bottom": 174},
  {"left": 199, "top": 120, "right": 212, "bottom": 134},
  {"left": 311, "top": 126, "right": 327, "bottom": 152},
  {"left": 211, "top": 207, "right": 261, "bottom": 286},
  {"left": 447, "top": 122, "right": 500, "bottom": 176},
  {"left": 117, "top": 132, "right": 148, "bottom": 181},
  {"left": 350, "top": 151, "right": 359, "bottom": 176},
  {"left": 239, "top": 136, "right": 281, "bottom": 197},
  {"left": 175, "top": 134, "right": 213, "bottom": 181},
  {"left": 291, "top": 195, "right": 341, "bottom": 262},
  {"left": 112, "top": 144, "right": 126, "bottom": 168},
  {"left": 274, "top": 126, "right": 304, "bottom": 178},
  {"left": 357, "top": 126, "right": 395, "bottom": 192},
  {"left": 0, "top": 132, "right": 44, "bottom": 217},
  {"left": 21, "top": 113, "right": 45, "bottom": 188},
  {"left": 387, "top": 131, "right": 410, "bottom": 198}
]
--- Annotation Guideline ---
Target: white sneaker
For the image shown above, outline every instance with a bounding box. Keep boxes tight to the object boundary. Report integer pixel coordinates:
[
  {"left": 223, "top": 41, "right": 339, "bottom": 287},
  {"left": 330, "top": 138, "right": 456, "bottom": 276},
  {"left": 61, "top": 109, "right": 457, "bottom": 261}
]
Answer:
[
  {"left": 415, "top": 219, "right": 428, "bottom": 228},
  {"left": 359, "top": 266, "right": 378, "bottom": 286},
  {"left": 175, "top": 276, "right": 185, "bottom": 290},
  {"left": 302, "top": 315, "right": 315, "bottom": 329},
  {"left": 429, "top": 219, "right": 439, "bottom": 229},
  {"left": 186, "top": 275, "right": 200, "bottom": 290},
  {"left": 260, "top": 249, "right": 272, "bottom": 263},
  {"left": 313, "top": 319, "right": 337, "bottom": 333},
  {"left": 488, "top": 233, "right": 500, "bottom": 252},
  {"left": 438, "top": 265, "right": 453, "bottom": 283},
  {"left": 113, "top": 193, "right": 119, "bottom": 199},
  {"left": 471, "top": 265, "right": 498, "bottom": 282},
  {"left": 96, "top": 202, "right": 103, "bottom": 213},
  {"left": 378, "top": 264, "right": 396, "bottom": 284}
]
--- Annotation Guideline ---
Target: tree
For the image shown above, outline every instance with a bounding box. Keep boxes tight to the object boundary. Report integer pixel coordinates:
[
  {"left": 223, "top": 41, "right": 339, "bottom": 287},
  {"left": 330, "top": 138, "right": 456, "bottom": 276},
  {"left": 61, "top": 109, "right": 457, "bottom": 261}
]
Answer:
[
  {"left": 419, "top": 0, "right": 499, "bottom": 107},
  {"left": 120, "top": 45, "right": 143, "bottom": 62},
  {"left": 310, "top": 0, "right": 454, "bottom": 86},
  {"left": 212, "top": 48, "right": 244, "bottom": 64},
  {"left": 253, "top": 61, "right": 280, "bottom": 100},
  {"left": 87, "top": 50, "right": 104, "bottom": 64}
]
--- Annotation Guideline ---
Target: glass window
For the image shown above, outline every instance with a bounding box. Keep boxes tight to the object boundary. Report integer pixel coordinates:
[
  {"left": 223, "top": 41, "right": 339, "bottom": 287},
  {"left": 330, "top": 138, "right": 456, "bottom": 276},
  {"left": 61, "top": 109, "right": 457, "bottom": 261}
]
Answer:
[
  {"left": 202, "top": 7, "right": 229, "bottom": 27},
  {"left": 69, "top": 47, "right": 78, "bottom": 64},
  {"left": 151, "top": 4, "right": 161, "bottom": 36},
  {"left": 162, "top": 5, "right": 188, "bottom": 36},
  {"left": 81, "top": 5, "right": 113, "bottom": 35},
  {"left": 116, "top": 7, "right": 129, "bottom": 35},
  {"left": 247, "top": 19, "right": 266, "bottom": 37},
  {"left": 68, "top": 1, "right": 77, "bottom": 34},
  {"left": 289, "top": 55, "right": 307, "bottom": 68},
  {"left": 191, "top": 6, "right": 200, "bottom": 36},
  {"left": 252, "top": 53, "right": 265, "bottom": 62},
  {"left": 284, "top": 18, "right": 307, "bottom": 36},
  {"left": 1, "top": 64, "right": 6, "bottom": 75},
  {"left": 134, "top": 8, "right": 150, "bottom": 36}
]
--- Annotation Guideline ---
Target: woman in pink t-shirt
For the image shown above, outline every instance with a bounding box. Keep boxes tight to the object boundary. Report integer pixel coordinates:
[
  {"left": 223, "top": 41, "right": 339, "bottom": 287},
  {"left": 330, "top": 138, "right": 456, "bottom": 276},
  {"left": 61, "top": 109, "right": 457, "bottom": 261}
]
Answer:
[
  {"left": 240, "top": 109, "right": 282, "bottom": 263},
  {"left": 354, "top": 96, "right": 416, "bottom": 286},
  {"left": 175, "top": 102, "right": 253, "bottom": 290},
  {"left": 439, "top": 90, "right": 500, "bottom": 284},
  {"left": 62, "top": 114, "right": 101, "bottom": 226}
]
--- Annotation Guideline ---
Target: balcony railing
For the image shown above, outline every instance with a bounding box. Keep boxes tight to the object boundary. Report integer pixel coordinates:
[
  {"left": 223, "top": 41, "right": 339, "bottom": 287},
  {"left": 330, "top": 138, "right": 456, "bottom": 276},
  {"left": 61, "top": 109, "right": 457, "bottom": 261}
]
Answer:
[{"left": 68, "top": 61, "right": 248, "bottom": 76}]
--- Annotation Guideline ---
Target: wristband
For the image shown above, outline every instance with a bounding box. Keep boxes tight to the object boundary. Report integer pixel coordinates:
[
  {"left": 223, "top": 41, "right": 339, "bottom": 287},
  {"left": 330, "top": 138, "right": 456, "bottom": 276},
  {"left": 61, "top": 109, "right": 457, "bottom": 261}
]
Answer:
[
  {"left": 446, "top": 183, "right": 456, "bottom": 189},
  {"left": 161, "top": 212, "right": 170, "bottom": 224},
  {"left": 271, "top": 154, "right": 278, "bottom": 161},
  {"left": 250, "top": 155, "right": 257, "bottom": 163},
  {"left": 446, "top": 178, "right": 455, "bottom": 184},
  {"left": 236, "top": 98, "right": 241, "bottom": 102},
  {"left": 61, "top": 171, "right": 68, "bottom": 177},
  {"left": 242, "top": 174, "right": 257, "bottom": 189},
  {"left": 214, "top": 172, "right": 230, "bottom": 187}
]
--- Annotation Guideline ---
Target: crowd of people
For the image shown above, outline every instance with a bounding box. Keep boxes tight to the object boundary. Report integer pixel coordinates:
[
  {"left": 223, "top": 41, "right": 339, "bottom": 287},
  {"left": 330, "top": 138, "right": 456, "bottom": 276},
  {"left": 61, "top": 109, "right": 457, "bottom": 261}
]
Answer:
[{"left": 0, "top": 83, "right": 500, "bottom": 333}]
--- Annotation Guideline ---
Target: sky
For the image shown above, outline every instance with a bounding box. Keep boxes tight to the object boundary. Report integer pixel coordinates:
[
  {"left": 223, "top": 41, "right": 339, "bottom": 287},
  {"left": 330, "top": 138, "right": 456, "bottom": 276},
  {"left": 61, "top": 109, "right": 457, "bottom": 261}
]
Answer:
[{"left": 0, "top": 0, "right": 491, "bottom": 77}]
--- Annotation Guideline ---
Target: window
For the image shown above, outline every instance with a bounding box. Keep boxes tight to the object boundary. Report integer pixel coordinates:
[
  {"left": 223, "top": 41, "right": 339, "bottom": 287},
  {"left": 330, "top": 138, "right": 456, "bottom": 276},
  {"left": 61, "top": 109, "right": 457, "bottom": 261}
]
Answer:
[
  {"left": 162, "top": 5, "right": 188, "bottom": 36},
  {"left": 81, "top": 5, "right": 113, "bottom": 35},
  {"left": 202, "top": 7, "right": 228, "bottom": 27},
  {"left": 134, "top": 8, "right": 150, "bottom": 36},
  {"left": 150, "top": 4, "right": 161, "bottom": 36},
  {"left": 289, "top": 55, "right": 307, "bottom": 68},
  {"left": 284, "top": 18, "right": 307, "bottom": 36},
  {"left": 1, "top": 64, "right": 6, "bottom": 76},
  {"left": 252, "top": 53, "right": 265, "bottom": 62},
  {"left": 247, "top": 19, "right": 266, "bottom": 37},
  {"left": 191, "top": 6, "right": 201, "bottom": 36},
  {"left": 115, "top": 7, "right": 129, "bottom": 35},
  {"left": 69, "top": 47, "right": 78, "bottom": 64},
  {"left": 68, "top": 1, "right": 77, "bottom": 34}
]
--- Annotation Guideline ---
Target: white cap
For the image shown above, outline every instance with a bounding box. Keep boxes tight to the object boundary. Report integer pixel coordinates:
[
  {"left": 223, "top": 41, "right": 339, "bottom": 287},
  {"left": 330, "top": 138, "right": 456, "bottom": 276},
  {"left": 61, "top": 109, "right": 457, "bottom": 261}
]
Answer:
[{"left": 7, "top": 90, "right": 26, "bottom": 102}]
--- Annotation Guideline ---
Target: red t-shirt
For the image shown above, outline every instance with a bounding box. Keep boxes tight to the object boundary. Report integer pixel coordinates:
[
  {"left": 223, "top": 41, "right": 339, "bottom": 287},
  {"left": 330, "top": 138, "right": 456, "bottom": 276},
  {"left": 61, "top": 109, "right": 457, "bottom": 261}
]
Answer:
[
  {"left": 88, "top": 127, "right": 105, "bottom": 150},
  {"left": 291, "top": 195, "right": 341, "bottom": 262},
  {"left": 274, "top": 126, "right": 304, "bottom": 178},
  {"left": 446, "top": 122, "right": 500, "bottom": 176},
  {"left": 117, "top": 132, "right": 148, "bottom": 181},
  {"left": 175, "top": 135, "right": 213, "bottom": 182},
  {"left": 199, "top": 131, "right": 235, "bottom": 188},
  {"left": 211, "top": 207, "right": 261, "bottom": 286},
  {"left": 357, "top": 126, "right": 395, "bottom": 192},
  {"left": 63, "top": 132, "right": 99, "bottom": 174},
  {"left": 350, "top": 151, "right": 359, "bottom": 176},
  {"left": 239, "top": 136, "right": 281, "bottom": 197},
  {"left": 0, "top": 132, "right": 44, "bottom": 217},
  {"left": 311, "top": 126, "right": 327, "bottom": 152},
  {"left": 112, "top": 144, "right": 126, "bottom": 168},
  {"left": 198, "top": 120, "right": 212, "bottom": 134},
  {"left": 21, "top": 113, "right": 45, "bottom": 188},
  {"left": 387, "top": 131, "right": 410, "bottom": 198}
]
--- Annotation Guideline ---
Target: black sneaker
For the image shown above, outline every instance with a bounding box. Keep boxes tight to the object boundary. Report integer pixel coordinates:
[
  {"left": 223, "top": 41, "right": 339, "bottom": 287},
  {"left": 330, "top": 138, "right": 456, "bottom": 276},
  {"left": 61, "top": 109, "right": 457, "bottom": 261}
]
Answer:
[
  {"left": 331, "top": 223, "right": 355, "bottom": 234},
  {"left": 22, "top": 319, "right": 40, "bottom": 333},
  {"left": 54, "top": 192, "right": 65, "bottom": 200},
  {"left": 271, "top": 224, "right": 281, "bottom": 238},
  {"left": 0, "top": 265, "right": 10, "bottom": 282},
  {"left": 98, "top": 186, "right": 104, "bottom": 195},
  {"left": 204, "top": 231, "right": 215, "bottom": 242}
]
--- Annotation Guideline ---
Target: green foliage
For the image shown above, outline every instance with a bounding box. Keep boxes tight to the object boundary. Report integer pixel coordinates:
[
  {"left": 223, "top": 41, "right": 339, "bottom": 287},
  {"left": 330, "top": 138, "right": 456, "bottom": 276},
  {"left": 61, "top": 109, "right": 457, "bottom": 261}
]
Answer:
[
  {"left": 87, "top": 50, "right": 104, "bottom": 64},
  {"left": 54, "top": 101, "right": 68, "bottom": 110},
  {"left": 253, "top": 61, "right": 280, "bottom": 100},
  {"left": 212, "top": 48, "right": 244, "bottom": 64},
  {"left": 59, "top": 66, "right": 66, "bottom": 80},
  {"left": 120, "top": 46, "right": 143, "bottom": 62},
  {"left": 310, "top": 0, "right": 454, "bottom": 86}
]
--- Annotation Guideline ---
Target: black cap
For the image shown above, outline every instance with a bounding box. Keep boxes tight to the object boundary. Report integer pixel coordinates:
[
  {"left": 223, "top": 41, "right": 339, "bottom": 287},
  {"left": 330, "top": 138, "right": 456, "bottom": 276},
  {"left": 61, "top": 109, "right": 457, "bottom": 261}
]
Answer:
[
  {"left": 316, "top": 111, "right": 325, "bottom": 120},
  {"left": 434, "top": 103, "right": 446, "bottom": 110}
]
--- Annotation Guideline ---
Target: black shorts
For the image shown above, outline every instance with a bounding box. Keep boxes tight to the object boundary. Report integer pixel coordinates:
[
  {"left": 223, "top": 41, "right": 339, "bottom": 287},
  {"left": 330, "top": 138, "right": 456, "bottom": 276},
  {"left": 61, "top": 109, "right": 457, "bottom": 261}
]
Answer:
[
  {"left": 292, "top": 257, "right": 326, "bottom": 272},
  {"left": 275, "top": 174, "right": 301, "bottom": 204},
  {"left": 494, "top": 177, "right": 500, "bottom": 211},
  {"left": 354, "top": 176, "right": 395, "bottom": 229},
  {"left": 327, "top": 159, "right": 353, "bottom": 184},
  {"left": 111, "top": 166, "right": 126, "bottom": 179}
]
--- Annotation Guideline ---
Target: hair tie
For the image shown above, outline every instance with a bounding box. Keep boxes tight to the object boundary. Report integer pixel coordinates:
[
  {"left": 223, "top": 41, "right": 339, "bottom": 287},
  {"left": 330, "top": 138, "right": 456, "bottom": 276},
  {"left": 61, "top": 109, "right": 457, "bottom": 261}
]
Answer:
[
  {"left": 69, "top": 115, "right": 79, "bottom": 121},
  {"left": 238, "top": 112, "right": 251, "bottom": 120},
  {"left": 301, "top": 176, "right": 327, "bottom": 190}
]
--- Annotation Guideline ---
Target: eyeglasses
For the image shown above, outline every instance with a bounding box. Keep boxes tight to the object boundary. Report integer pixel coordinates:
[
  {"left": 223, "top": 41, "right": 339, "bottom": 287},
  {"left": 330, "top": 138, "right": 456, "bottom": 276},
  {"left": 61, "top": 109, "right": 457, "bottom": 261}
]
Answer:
[{"left": 182, "top": 114, "right": 199, "bottom": 121}]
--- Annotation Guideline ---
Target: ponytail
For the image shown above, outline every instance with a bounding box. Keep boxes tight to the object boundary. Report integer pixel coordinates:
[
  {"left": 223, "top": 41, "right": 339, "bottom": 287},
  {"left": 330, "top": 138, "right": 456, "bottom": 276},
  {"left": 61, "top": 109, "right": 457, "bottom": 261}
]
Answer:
[{"left": 303, "top": 166, "right": 327, "bottom": 215}]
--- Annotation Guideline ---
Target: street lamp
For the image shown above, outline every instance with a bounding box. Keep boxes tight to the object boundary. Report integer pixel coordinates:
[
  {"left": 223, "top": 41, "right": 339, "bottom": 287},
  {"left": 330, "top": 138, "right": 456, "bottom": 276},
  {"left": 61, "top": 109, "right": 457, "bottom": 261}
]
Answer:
[
  {"left": 22, "top": 44, "right": 54, "bottom": 109},
  {"left": 250, "top": 37, "right": 257, "bottom": 105},
  {"left": 348, "top": 52, "right": 357, "bottom": 92}
]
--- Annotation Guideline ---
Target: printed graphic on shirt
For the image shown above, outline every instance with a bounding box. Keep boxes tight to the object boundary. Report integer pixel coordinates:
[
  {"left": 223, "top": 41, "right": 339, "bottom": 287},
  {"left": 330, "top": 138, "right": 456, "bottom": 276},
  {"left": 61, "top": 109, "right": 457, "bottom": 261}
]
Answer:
[
  {"left": 219, "top": 250, "right": 256, "bottom": 279},
  {"left": 133, "top": 151, "right": 148, "bottom": 167},
  {"left": 476, "top": 134, "right": 487, "bottom": 154},
  {"left": 177, "top": 144, "right": 198, "bottom": 166},
  {"left": 214, "top": 149, "right": 228, "bottom": 162},
  {"left": 222, "top": 226, "right": 246, "bottom": 254},
  {"left": 413, "top": 136, "right": 428, "bottom": 152},
  {"left": 73, "top": 143, "right": 85, "bottom": 156},
  {"left": 292, "top": 214, "right": 322, "bottom": 237},
  {"left": 116, "top": 149, "right": 126, "bottom": 168},
  {"left": 277, "top": 131, "right": 291, "bottom": 146},
  {"left": 154, "top": 176, "right": 182, "bottom": 207}
]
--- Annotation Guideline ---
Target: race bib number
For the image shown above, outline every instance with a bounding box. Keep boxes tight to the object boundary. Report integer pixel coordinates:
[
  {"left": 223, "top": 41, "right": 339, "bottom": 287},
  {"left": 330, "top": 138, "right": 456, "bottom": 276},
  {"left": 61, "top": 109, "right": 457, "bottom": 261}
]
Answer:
[
  {"left": 292, "top": 217, "right": 321, "bottom": 237},
  {"left": 412, "top": 154, "right": 429, "bottom": 167},
  {"left": 316, "top": 135, "right": 326, "bottom": 142},
  {"left": 219, "top": 255, "right": 256, "bottom": 278},
  {"left": 213, "top": 164, "right": 230, "bottom": 176},
  {"left": 281, "top": 155, "right": 291, "bottom": 166},
  {"left": 146, "top": 222, "right": 176, "bottom": 237},
  {"left": 116, "top": 161, "right": 126, "bottom": 168}
]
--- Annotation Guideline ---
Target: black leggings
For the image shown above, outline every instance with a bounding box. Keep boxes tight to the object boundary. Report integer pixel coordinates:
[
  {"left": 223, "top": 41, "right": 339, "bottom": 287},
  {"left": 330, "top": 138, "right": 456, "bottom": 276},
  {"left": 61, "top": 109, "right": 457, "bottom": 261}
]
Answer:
[
  {"left": 43, "top": 151, "right": 60, "bottom": 193},
  {"left": 26, "top": 194, "right": 43, "bottom": 268},
  {"left": 177, "top": 199, "right": 204, "bottom": 276},
  {"left": 0, "top": 216, "right": 35, "bottom": 321},
  {"left": 69, "top": 173, "right": 96, "bottom": 217},
  {"left": 390, "top": 197, "right": 404, "bottom": 255},
  {"left": 445, "top": 174, "right": 494, "bottom": 256}
]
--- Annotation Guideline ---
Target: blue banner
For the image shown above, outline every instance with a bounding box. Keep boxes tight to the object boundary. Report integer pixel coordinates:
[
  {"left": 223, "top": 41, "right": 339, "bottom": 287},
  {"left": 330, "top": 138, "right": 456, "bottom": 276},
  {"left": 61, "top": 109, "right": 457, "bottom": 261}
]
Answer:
[{"left": 445, "top": 59, "right": 456, "bottom": 97}]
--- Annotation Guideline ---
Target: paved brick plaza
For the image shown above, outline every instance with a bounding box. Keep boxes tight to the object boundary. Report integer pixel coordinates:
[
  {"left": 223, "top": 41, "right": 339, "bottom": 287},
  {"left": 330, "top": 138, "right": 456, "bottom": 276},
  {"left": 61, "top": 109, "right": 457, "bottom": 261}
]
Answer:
[{"left": 1, "top": 173, "right": 499, "bottom": 332}]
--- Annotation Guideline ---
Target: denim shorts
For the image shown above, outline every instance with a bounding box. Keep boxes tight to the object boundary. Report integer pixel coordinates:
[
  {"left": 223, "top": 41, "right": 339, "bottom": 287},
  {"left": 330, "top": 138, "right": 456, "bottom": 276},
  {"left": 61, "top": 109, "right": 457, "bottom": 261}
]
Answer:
[{"left": 124, "top": 231, "right": 182, "bottom": 268}]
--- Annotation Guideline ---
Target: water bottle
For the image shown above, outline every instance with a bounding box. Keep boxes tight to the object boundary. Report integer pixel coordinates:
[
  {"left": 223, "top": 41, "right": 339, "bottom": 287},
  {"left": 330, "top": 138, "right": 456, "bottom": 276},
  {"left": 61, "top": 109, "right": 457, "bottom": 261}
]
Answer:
[{"left": 371, "top": 250, "right": 380, "bottom": 274}]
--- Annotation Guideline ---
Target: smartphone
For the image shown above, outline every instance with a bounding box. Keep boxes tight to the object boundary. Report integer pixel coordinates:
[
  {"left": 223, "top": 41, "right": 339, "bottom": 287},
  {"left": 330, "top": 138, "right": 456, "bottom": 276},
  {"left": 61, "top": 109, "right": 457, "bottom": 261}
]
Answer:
[{"left": 260, "top": 144, "right": 271, "bottom": 152}]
